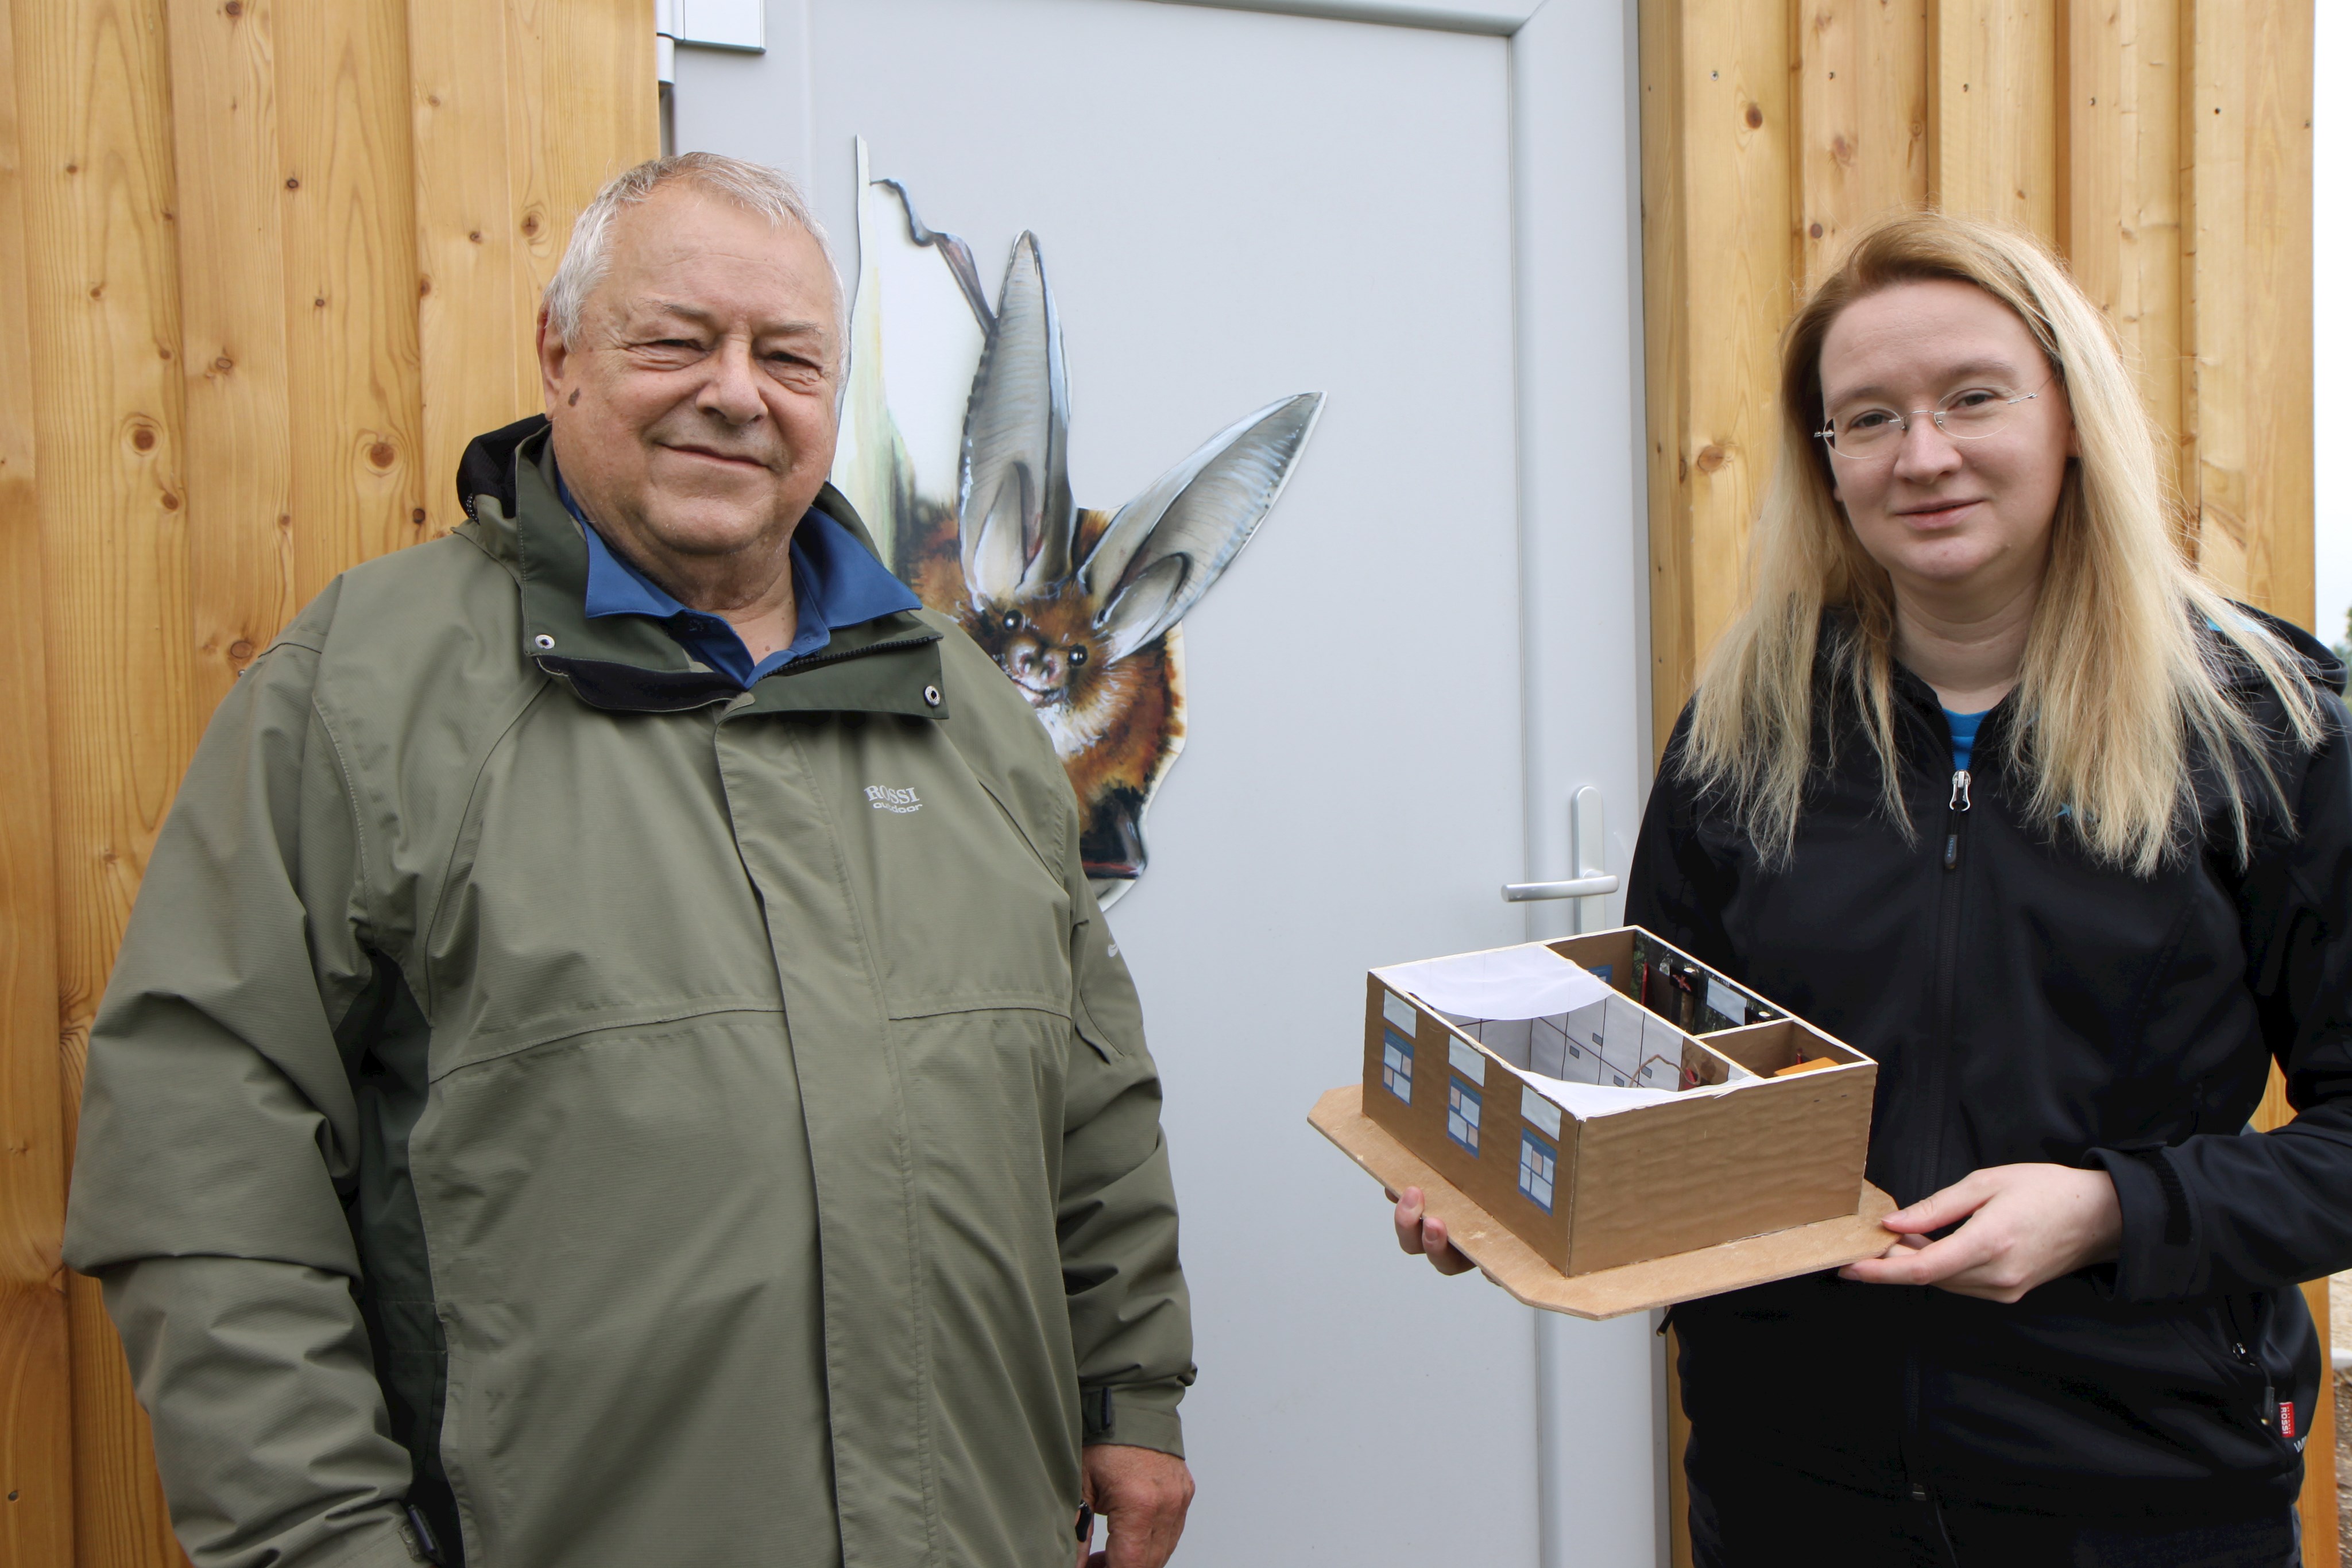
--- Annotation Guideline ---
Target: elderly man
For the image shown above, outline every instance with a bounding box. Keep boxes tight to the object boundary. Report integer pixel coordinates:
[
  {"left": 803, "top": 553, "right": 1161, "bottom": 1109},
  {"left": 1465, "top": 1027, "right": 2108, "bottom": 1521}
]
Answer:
[{"left": 64, "top": 153, "right": 1195, "bottom": 1568}]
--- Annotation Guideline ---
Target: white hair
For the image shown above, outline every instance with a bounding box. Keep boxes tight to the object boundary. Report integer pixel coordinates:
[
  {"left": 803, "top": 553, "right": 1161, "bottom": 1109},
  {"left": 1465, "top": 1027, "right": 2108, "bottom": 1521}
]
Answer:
[{"left": 542, "top": 152, "right": 842, "bottom": 348}]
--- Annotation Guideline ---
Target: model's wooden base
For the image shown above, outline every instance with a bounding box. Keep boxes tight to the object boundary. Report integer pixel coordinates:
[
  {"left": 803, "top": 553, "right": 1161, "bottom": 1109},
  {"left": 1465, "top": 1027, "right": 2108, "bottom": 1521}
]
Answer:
[{"left": 1310, "top": 1083, "right": 1900, "bottom": 1319}]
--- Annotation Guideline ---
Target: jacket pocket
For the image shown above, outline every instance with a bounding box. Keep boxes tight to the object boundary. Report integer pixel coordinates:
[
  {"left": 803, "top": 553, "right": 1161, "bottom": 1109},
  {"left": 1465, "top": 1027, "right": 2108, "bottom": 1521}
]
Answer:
[{"left": 2167, "top": 1298, "right": 2298, "bottom": 1459}]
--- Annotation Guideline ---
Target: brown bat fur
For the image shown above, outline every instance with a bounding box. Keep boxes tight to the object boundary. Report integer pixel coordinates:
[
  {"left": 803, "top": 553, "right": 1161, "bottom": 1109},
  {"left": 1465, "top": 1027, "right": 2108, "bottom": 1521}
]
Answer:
[{"left": 896, "top": 505, "right": 1182, "bottom": 875}]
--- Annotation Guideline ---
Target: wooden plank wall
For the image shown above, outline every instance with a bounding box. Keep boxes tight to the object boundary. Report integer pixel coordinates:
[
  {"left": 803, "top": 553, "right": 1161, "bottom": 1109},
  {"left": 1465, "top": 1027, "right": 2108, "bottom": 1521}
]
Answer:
[
  {"left": 1641, "top": 1, "right": 2330, "bottom": 1561},
  {"left": 0, "top": 4, "right": 655, "bottom": 1565}
]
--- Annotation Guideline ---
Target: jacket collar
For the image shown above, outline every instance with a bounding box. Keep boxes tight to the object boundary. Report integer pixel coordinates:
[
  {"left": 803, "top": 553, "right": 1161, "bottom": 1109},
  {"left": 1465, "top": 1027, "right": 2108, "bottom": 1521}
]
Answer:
[
  {"left": 454, "top": 417, "right": 946, "bottom": 719},
  {"left": 1819, "top": 597, "right": 2348, "bottom": 781}
]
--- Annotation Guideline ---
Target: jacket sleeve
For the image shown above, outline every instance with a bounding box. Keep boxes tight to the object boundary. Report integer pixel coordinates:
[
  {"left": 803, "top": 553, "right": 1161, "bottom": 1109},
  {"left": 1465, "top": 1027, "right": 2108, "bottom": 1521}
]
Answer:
[
  {"left": 1622, "top": 707, "right": 1744, "bottom": 973},
  {"left": 2095, "top": 690, "right": 2352, "bottom": 1301},
  {"left": 1054, "top": 852, "right": 1194, "bottom": 1459},
  {"left": 61, "top": 636, "right": 421, "bottom": 1568}
]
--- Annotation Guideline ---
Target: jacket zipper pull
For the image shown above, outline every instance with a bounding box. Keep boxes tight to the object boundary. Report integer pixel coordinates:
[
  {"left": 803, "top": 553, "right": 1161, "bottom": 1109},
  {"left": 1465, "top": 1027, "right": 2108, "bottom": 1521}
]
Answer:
[
  {"left": 1943, "top": 769, "right": 1971, "bottom": 870},
  {"left": 2230, "top": 1338, "right": 2278, "bottom": 1428}
]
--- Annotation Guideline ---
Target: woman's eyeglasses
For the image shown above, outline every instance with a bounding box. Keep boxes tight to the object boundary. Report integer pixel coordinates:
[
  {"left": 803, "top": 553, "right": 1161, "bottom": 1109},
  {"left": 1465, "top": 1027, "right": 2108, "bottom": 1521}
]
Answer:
[{"left": 1815, "top": 375, "right": 2052, "bottom": 459}]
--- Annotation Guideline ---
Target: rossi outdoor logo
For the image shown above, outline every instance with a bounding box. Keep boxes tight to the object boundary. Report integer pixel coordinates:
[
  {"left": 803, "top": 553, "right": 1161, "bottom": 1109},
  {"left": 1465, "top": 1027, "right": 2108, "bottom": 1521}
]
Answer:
[{"left": 865, "top": 785, "right": 923, "bottom": 815}]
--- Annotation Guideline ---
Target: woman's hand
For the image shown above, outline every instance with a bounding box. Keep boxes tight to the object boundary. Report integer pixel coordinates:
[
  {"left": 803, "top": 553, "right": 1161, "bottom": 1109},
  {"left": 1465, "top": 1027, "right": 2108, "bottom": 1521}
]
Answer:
[
  {"left": 1839, "top": 1163, "right": 2122, "bottom": 1303},
  {"left": 1388, "top": 1186, "right": 1479, "bottom": 1276}
]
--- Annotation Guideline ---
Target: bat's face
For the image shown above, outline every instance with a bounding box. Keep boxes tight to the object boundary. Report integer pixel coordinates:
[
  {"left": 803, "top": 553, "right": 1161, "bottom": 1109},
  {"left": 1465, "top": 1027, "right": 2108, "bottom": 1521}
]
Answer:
[{"left": 965, "top": 582, "right": 1111, "bottom": 717}]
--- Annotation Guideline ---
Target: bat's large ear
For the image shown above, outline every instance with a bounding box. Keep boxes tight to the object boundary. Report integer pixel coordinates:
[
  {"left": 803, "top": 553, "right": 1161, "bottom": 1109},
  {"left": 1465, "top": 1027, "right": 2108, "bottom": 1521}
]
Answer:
[
  {"left": 958, "top": 233, "right": 1073, "bottom": 605},
  {"left": 1081, "top": 393, "right": 1324, "bottom": 664}
]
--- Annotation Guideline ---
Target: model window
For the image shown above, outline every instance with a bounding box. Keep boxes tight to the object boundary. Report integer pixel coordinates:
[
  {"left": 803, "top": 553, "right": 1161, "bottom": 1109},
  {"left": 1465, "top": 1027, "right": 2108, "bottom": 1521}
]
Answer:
[
  {"left": 1518, "top": 1130, "right": 1557, "bottom": 1213},
  {"left": 1382, "top": 1029, "right": 1414, "bottom": 1104},
  {"left": 1447, "top": 1078, "right": 1482, "bottom": 1155}
]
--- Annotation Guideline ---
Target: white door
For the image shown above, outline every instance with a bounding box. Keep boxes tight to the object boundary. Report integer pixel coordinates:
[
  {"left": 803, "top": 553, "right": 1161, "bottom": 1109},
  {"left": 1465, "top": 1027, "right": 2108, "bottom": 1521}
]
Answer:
[{"left": 673, "top": 3, "right": 1655, "bottom": 1561}]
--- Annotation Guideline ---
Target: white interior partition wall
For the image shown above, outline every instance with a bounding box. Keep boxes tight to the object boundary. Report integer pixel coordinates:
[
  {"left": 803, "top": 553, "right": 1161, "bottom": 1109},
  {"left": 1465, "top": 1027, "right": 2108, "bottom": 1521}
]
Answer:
[{"left": 672, "top": 3, "right": 1656, "bottom": 1562}]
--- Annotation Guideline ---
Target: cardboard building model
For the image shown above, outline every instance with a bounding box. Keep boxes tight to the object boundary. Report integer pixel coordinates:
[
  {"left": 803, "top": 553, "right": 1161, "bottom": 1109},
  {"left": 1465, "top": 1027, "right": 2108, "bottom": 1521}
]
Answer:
[{"left": 1312, "top": 926, "right": 1901, "bottom": 1318}]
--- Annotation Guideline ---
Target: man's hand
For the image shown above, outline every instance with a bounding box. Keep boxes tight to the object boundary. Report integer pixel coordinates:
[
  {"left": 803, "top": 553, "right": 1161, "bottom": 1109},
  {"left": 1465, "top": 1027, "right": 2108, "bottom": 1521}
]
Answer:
[
  {"left": 1079, "top": 1443, "right": 1192, "bottom": 1568},
  {"left": 1839, "top": 1163, "right": 2122, "bottom": 1303},
  {"left": 1390, "top": 1186, "right": 1478, "bottom": 1276}
]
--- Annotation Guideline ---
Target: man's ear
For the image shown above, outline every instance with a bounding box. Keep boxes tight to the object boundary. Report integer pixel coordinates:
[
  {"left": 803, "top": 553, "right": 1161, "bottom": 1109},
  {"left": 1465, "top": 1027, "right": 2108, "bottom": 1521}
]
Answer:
[{"left": 537, "top": 309, "right": 570, "bottom": 411}]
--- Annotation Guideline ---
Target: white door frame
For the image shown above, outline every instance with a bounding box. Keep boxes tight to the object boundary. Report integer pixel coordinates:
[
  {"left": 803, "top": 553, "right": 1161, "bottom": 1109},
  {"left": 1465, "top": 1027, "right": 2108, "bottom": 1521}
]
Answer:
[{"left": 1134, "top": 6, "right": 1665, "bottom": 1560}]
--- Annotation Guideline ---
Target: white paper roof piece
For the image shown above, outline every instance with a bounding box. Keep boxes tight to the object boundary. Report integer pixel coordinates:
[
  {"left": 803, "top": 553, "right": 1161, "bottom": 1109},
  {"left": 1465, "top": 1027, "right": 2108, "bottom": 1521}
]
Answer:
[
  {"left": 1509, "top": 1069, "right": 1684, "bottom": 1118},
  {"left": 1508, "top": 1060, "right": 1762, "bottom": 1122},
  {"left": 1382, "top": 945, "right": 1613, "bottom": 1023}
]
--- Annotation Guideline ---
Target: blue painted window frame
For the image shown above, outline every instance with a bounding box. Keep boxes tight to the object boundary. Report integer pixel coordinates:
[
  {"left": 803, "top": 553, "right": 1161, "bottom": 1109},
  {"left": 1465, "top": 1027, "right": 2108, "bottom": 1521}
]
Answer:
[
  {"left": 1518, "top": 1129, "right": 1558, "bottom": 1213},
  {"left": 1381, "top": 1028, "right": 1414, "bottom": 1104},
  {"left": 1446, "top": 1077, "right": 1482, "bottom": 1155}
]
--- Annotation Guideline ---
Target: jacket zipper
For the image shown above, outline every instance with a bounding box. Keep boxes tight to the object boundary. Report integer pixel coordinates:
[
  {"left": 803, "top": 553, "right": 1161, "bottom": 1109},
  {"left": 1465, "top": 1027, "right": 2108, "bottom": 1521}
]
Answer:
[
  {"left": 2222, "top": 1295, "right": 2283, "bottom": 1437},
  {"left": 2231, "top": 1337, "right": 2280, "bottom": 1433},
  {"left": 1903, "top": 765, "right": 1974, "bottom": 1511},
  {"left": 1943, "top": 769, "right": 1970, "bottom": 869}
]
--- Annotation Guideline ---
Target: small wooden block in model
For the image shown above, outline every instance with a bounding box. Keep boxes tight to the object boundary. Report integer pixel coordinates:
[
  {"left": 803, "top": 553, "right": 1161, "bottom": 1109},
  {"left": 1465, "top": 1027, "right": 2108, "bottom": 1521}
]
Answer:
[{"left": 1315, "top": 926, "right": 1895, "bottom": 1318}]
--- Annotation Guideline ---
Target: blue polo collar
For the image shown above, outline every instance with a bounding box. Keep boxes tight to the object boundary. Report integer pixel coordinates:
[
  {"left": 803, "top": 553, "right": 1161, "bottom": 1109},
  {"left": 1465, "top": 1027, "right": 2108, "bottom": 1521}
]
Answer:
[{"left": 557, "top": 470, "right": 920, "bottom": 688}]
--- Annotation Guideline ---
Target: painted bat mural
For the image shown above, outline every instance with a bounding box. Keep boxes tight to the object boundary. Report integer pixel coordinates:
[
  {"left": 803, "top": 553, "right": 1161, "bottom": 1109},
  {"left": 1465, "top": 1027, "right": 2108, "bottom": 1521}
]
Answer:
[{"left": 831, "top": 142, "right": 1324, "bottom": 905}]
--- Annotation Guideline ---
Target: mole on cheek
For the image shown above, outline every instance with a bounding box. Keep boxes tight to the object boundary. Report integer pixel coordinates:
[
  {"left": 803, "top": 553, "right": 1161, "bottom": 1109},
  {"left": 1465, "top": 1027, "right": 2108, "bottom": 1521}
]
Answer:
[{"left": 568, "top": 389, "right": 581, "bottom": 406}]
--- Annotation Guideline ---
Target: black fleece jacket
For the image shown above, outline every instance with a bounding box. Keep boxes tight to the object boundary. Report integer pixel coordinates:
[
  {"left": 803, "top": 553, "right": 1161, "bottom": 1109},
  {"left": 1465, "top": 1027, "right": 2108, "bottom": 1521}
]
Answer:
[{"left": 1626, "top": 607, "right": 2352, "bottom": 1521}]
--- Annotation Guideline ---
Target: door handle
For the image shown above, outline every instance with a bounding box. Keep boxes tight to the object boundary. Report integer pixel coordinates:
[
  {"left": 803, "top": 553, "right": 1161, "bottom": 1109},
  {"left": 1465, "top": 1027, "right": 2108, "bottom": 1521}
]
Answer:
[
  {"left": 1501, "top": 787, "right": 1618, "bottom": 926},
  {"left": 1502, "top": 875, "right": 1619, "bottom": 903}
]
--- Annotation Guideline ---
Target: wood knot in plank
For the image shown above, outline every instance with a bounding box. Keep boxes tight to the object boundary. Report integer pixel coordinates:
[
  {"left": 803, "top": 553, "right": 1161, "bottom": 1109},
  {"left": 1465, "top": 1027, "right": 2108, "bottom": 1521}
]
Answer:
[
  {"left": 412, "top": 508, "right": 427, "bottom": 525},
  {"left": 230, "top": 640, "right": 255, "bottom": 661},
  {"left": 1696, "top": 443, "right": 1730, "bottom": 474},
  {"left": 161, "top": 491, "right": 180, "bottom": 510},
  {"left": 1745, "top": 103, "right": 1763, "bottom": 129},
  {"left": 225, "top": 0, "right": 243, "bottom": 14},
  {"left": 131, "top": 425, "right": 156, "bottom": 452},
  {"left": 1810, "top": 222, "right": 1825, "bottom": 239},
  {"left": 368, "top": 441, "right": 397, "bottom": 470},
  {"left": 1831, "top": 133, "right": 1854, "bottom": 166},
  {"left": 286, "top": 176, "right": 300, "bottom": 189}
]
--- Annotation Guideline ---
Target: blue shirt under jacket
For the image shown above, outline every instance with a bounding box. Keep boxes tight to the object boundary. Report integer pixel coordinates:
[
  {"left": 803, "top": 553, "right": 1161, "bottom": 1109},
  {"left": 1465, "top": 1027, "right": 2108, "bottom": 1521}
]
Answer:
[
  {"left": 1946, "top": 707, "right": 1989, "bottom": 775},
  {"left": 558, "top": 473, "right": 920, "bottom": 689}
]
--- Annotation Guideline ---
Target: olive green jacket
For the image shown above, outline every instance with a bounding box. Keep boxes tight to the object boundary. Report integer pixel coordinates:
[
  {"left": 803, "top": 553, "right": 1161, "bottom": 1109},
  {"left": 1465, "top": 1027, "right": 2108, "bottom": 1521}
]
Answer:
[{"left": 64, "top": 420, "right": 1193, "bottom": 1568}]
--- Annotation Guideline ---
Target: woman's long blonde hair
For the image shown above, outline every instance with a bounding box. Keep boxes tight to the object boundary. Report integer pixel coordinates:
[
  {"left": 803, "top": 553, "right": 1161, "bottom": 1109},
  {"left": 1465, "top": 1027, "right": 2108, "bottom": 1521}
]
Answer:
[{"left": 1681, "top": 212, "right": 2324, "bottom": 876}]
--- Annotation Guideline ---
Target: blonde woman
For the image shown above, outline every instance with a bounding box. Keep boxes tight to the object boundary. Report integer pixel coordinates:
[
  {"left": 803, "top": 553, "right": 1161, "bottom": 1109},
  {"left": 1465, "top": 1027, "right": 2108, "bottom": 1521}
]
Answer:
[{"left": 1397, "top": 213, "right": 2350, "bottom": 1564}]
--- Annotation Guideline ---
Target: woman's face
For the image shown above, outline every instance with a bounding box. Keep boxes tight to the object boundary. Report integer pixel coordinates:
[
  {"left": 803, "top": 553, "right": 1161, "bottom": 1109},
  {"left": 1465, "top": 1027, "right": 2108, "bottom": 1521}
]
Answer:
[{"left": 1816, "top": 279, "right": 2077, "bottom": 605}]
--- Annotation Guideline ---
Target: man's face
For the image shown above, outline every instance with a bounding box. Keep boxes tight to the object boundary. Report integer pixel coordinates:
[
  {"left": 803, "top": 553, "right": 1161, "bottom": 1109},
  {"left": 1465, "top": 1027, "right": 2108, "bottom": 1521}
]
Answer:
[{"left": 539, "top": 185, "right": 841, "bottom": 579}]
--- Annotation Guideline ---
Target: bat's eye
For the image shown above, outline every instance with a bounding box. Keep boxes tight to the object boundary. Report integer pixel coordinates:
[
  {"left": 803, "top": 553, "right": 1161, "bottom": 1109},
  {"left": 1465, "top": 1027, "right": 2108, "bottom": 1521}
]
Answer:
[
  {"left": 1000, "top": 610, "right": 1022, "bottom": 631},
  {"left": 1067, "top": 645, "right": 1088, "bottom": 666}
]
